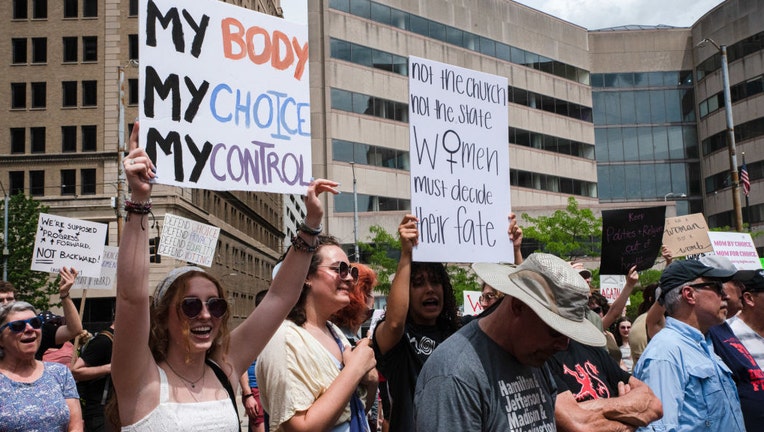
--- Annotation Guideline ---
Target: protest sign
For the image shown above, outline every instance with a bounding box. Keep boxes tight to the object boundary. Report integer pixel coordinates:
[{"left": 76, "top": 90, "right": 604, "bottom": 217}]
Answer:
[
  {"left": 707, "top": 231, "right": 762, "bottom": 270},
  {"left": 662, "top": 213, "right": 713, "bottom": 257},
  {"left": 158, "top": 214, "right": 220, "bottom": 267},
  {"left": 599, "top": 274, "right": 630, "bottom": 306},
  {"left": 139, "top": 0, "right": 311, "bottom": 194},
  {"left": 74, "top": 246, "right": 119, "bottom": 290},
  {"left": 600, "top": 206, "right": 665, "bottom": 274},
  {"left": 408, "top": 56, "right": 511, "bottom": 263},
  {"left": 463, "top": 290, "right": 483, "bottom": 316},
  {"left": 31, "top": 214, "right": 107, "bottom": 277}
]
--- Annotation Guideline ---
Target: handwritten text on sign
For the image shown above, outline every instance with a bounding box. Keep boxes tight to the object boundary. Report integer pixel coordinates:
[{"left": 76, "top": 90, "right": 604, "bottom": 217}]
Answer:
[
  {"left": 158, "top": 214, "right": 220, "bottom": 267},
  {"left": 662, "top": 213, "right": 713, "bottom": 257},
  {"left": 74, "top": 246, "right": 119, "bottom": 290},
  {"left": 31, "top": 214, "right": 107, "bottom": 277},
  {"left": 139, "top": 0, "right": 311, "bottom": 194},
  {"left": 408, "top": 56, "right": 511, "bottom": 263}
]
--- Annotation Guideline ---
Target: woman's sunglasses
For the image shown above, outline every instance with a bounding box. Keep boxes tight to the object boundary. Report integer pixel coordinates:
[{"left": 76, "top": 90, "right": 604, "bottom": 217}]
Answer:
[
  {"left": 0, "top": 316, "right": 43, "bottom": 333},
  {"left": 319, "top": 262, "right": 359, "bottom": 281},
  {"left": 180, "top": 297, "right": 227, "bottom": 319}
]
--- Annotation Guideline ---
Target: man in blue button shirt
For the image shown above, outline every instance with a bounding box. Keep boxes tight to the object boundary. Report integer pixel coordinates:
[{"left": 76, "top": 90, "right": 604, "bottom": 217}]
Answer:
[{"left": 633, "top": 259, "right": 745, "bottom": 432}]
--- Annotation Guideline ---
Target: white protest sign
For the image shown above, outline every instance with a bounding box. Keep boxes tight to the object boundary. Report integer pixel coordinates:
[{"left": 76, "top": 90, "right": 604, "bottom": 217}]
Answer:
[
  {"left": 31, "top": 214, "right": 107, "bottom": 277},
  {"left": 707, "top": 231, "right": 762, "bottom": 270},
  {"left": 599, "top": 274, "right": 630, "bottom": 305},
  {"left": 139, "top": 0, "right": 311, "bottom": 194},
  {"left": 74, "top": 246, "right": 119, "bottom": 290},
  {"left": 463, "top": 290, "right": 483, "bottom": 316},
  {"left": 158, "top": 214, "right": 220, "bottom": 267},
  {"left": 408, "top": 56, "right": 511, "bottom": 263}
]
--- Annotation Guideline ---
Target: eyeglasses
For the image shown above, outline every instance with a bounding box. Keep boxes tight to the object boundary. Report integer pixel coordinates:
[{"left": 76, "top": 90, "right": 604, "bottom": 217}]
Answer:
[
  {"left": 180, "top": 297, "right": 228, "bottom": 319},
  {"left": 687, "top": 281, "right": 725, "bottom": 296},
  {"left": 0, "top": 316, "right": 43, "bottom": 333},
  {"left": 318, "top": 262, "right": 359, "bottom": 281},
  {"left": 479, "top": 293, "right": 499, "bottom": 302}
]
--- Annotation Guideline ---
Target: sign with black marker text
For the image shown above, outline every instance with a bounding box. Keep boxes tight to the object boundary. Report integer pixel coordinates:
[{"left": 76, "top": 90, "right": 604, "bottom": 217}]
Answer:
[{"left": 31, "top": 214, "right": 107, "bottom": 277}]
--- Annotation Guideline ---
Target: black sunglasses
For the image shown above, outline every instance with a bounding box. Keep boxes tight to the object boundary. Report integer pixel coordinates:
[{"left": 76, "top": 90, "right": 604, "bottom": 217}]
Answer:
[
  {"left": 319, "top": 262, "right": 359, "bottom": 281},
  {"left": 180, "top": 297, "right": 228, "bottom": 319},
  {"left": 0, "top": 316, "right": 43, "bottom": 333},
  {"left": 687, "top": 281, "right": 724, "bottom": 296}
]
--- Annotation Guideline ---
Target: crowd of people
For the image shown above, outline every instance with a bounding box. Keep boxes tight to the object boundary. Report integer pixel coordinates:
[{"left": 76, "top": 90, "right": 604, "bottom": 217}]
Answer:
[{"left": 1, "top": 120, "right": 763, "bottom": 432}]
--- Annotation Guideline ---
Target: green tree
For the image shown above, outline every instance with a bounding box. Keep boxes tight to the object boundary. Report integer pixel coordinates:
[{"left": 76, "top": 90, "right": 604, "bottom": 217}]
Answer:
[
  {"left": 521, "top": 196, "right": 602, "bottom": 260},
  {"left": 359, "top": 225, "right": 400, "bottom": 294},
  {"left": 446, "top": 264, "right": 480, "bottom": 307},
  {"left": 0, "top": 193, "right": 58, "bottom": 311}
]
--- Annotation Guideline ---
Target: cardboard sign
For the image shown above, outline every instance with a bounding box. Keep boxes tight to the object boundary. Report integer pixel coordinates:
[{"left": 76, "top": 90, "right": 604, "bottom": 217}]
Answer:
[
  {"left": 158, "top": 214, "right": 220, "bottom": 267},
  {"left": 662, "top": 213, "right": 713, "bottom": 257},
  {"left": 707, "top": 231, "right": 762, "bottom": 270},
  {"left": 74, "top": 246, "right": 119, "bottom": 290},
  {"left": 408, "top": 56, "right": 511, "bottom": 263},
  {"left": 599, "top": 274, "right": 630, "bottom": 306},
  {"left": 463, "top": 290, "right": 483, "bottom": 316},
  {"left": 31, "top": 214, "right": 107, "bottom": 277},
  {"left": 600, "top": 206, "right": 665, "bottom": 274},
  {"left": 139, "top": 0, "right": 311, "bottom": 194}
]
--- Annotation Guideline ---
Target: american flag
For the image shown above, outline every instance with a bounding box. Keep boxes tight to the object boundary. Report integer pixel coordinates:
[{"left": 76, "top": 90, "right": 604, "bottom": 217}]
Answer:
[{"left": 741, "top": 163, "right": 751, "bottom": 197}]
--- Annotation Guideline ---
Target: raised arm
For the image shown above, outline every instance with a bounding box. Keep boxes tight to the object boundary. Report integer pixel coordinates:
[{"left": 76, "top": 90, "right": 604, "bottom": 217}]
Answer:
[
  {"left": 54, "top": 267, "right": 83, "bottom": 344},
  {"left": 373, "top": 214, "right": 418, "bottom": 355},
  {"left": 225, "top": 179, "right": 339, "bottom": 377},
  {"left": 602, "top": 266, "right": 638, "bottom": 329},
  {"left": 645, "top": 302, "right": 666, "bottom": 340},
  {"left": 509, "top": 213, "right": 524, "bottom": 264}
]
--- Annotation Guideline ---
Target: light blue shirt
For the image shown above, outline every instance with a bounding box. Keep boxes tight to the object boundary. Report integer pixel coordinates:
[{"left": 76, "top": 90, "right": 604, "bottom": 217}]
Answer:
[{"left": 634, "top": 317, "right": 745, "bottom": 432}]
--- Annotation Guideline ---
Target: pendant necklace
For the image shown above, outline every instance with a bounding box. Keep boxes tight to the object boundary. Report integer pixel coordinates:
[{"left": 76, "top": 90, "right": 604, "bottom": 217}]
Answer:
[{"left": 166, "top": 361, "right": 205, "bottom": 389}]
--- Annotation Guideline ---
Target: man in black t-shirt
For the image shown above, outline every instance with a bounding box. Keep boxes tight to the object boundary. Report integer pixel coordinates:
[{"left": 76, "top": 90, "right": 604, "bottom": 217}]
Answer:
[{"left": 72, "top": 324, "right": 115, "bottom": 432}]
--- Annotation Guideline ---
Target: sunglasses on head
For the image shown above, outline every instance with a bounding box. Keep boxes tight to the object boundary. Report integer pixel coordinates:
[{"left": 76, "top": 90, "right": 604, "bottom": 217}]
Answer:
[
  {"left": 0, "top": 316, "right": 43, "bottom": 333},
  {"left": 180, "top": 297, "right": 227, "bottom": 319},
  {"left": 319, "top": 262, "right": 359, "bottom": 281}
]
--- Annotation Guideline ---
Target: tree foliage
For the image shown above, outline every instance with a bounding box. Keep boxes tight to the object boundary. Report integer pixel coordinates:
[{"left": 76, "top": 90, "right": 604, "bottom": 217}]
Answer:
[
  {"left": 0, "top": 193, "right": 58, "bottom": 311},
  {"left": 521, "top": 196, "right": 602, "bottom": 260}
]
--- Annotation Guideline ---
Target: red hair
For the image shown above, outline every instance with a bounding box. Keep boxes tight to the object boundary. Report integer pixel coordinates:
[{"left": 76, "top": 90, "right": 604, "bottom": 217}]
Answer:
[{"left": 331, "top": 263, "right": 377, "bottom": 331}]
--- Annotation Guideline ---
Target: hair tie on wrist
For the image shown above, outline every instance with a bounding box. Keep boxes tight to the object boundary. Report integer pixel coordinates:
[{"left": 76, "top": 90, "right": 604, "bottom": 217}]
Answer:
[{"left": 298, "top": 221, "right": 322, "bottom": 236}]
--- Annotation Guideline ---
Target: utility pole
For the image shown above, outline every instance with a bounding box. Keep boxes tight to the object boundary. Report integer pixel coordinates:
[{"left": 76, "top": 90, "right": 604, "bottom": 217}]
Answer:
[{"left": 350, "top": 162, "right": 360, "bottom": 263}]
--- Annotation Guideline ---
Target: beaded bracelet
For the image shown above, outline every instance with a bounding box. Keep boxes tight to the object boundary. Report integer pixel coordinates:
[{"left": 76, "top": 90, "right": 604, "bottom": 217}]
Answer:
[
  {"left": 291, "top": 234, "right": 318, "bottom": 253},
  {"left": 124, "top": 199, "right": 153, "bottom": 214},
  {"left": 298, "top": 220, "right": 322, "bottom": 236}
]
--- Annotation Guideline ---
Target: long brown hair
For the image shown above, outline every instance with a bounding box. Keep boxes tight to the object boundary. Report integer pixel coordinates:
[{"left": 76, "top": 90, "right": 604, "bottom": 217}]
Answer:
[{"left": 285, "top": 235, "right": 341, "bottom": 326}]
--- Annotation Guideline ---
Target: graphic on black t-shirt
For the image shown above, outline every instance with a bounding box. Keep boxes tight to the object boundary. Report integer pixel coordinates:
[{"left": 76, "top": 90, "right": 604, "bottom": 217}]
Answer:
[
  {"left": 497, "top": 375, "right": 554, "bottom": 431},
  {"left": 562, "top": 361, "right": 610, "bottom": 401},
  {"left": 408, "top": 334, "right": 438, "bottom": 356}
]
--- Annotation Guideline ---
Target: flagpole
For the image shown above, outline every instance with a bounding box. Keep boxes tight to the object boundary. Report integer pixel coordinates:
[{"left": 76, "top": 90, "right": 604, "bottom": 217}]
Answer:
[{"left": 743, "top": 152, "right": 751, "bottom": 231}]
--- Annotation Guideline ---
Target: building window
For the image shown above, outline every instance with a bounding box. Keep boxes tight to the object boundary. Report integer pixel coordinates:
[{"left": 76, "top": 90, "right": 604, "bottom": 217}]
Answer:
[
  {"left": 81, "top": 169, "right": 96, "bottom": 195},
  {"left": 82, "top": 80, "right": 97, "bottom": 106},
  {"left": 9, "top": 172, "right": 25, "bottom": 196},
  {"left": 12, "top": 39, "right": 27, "bottom": 64},
  {"left": 82, "top": 36, "right": 97, "bottom": 62},
  {"left": 32, "top": 0, "right": 46, "bottom": 19},
  {"left": 13, "top": 0, "right": 28, "bottom": 19},
  {"left": 11, "top": 128, "right": 26, "bottom": 154},
  {"left": 61, "top": 170, "right": 76, "bottom": 195},
  {"left": 81, "top": 125, "right": 96, "bottom": 151},
  {"left": 30, "top": 171, "right": 45, "bottom": 196},
  {"left": 62, "top": 81, "right": 77, "bottom": 107},
  {"left": 128, "top": 79, "right": 139, "bottom": 105},
  {"left": 11, "top": 83, "right": 26, "bottom": 109},
  {"left": 129, "top": 0, "right": 138, "bottom": 16},
  {"left": 83, "top": 0, "right": 97, "bottom": 17},
  {"left": 31, "top": 82, "right": 46, "bottom": 108},
  {"left": 30, "top": 127, "right": 45, "bottom": 153},
  {"left": 129, "top": 34, "right": 138, "bottom": 60},
  {"left": 63, "top": 0, "right": 77, "bottom": 17},
  {"left": 31, "top": 38, "right": 46, "bottom": 63},
  {"left": 63, "top": 37, "right": 78, "bottom": 62},
  {"left": 62, "top": 126, "right": 77, "bottom": 152}
]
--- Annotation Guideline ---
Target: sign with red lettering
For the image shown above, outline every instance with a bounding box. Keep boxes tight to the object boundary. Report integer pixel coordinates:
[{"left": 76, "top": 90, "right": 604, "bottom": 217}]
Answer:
[
  {"left": 139, "top": 0, "right": 310, "bottom": 193},
  {"left": 707, "top": 231, "right": 762, "bottom": 270},
  {"left": 463, "top": 290, "right": 483, "bottom": 316},
  {"left": 408, "top": 56, "right": 511, "bottom": 263}
]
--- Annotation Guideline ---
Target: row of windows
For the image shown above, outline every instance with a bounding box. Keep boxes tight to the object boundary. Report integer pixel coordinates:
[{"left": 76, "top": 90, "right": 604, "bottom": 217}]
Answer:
[
  {"left": 8, "top": 168, "right": 96, "bottom": 197},
  {"left": 334, "top": 193, "right": 410, "bottom": 213},
  {"left": 330, "top": 88, "right": 408, "bottom": 122},
  {"left": 702, "top": 117, "right": 764, "bottom": 156},
  {"left": 704, "top": 159, "right": 763, "bottom": 195},
  {"left": 696, "top": 31, "right": 764, "bottom": 82},
  {"left": 509, "top": 87, "right": 592, "bottom": 122},
  {"left": 512, "top": 170, "right": 597, "bottom": 198},
  {"left": 597, "top": 162, "right": 700, "bottom": 201},
  {"left": 10, "top": 81, "right": 98, "bottom": 109},
  {"left": 12, "top": 37, "right": 97, "bottom": 65},
  {"left": 12, "top": 0, "right": 97, "bottom": 19},
  {"left": 591, "top": 71, "right": 693, "bottom": 88},
  {"left": 594, "top": 126, "right": 698, "bottom": 163},
  {"left": 510, "top": 127, "right": 595, "bottom": 160},
  {"left": 698, "top": 74, "right": 764, "bottom": 119},
  {"left": 708, "top": 202, "right": 764, "bottom": 231},
  {"left": 592, "top": 89, "right": 695, "bottom": 125},
  {"left": 332, "top": 139, "right": 410, "bottom": 170},
  {"left": 329, "top": 0, "right": 591, "bottom": 85},
  {"left": 9, "top": 126, "right": 97, "bottom": 154}
]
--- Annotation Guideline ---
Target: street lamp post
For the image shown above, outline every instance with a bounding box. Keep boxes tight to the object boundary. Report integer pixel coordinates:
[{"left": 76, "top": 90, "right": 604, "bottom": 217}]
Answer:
[
  {"left": 349, "top": 162, "right": 360, "bottom": 263},
  {"left": 664, "top": 192, "right": 687, "bottom": 202},
  {"left": 699, "top": 38, "right": 744, "bottom": 232}
]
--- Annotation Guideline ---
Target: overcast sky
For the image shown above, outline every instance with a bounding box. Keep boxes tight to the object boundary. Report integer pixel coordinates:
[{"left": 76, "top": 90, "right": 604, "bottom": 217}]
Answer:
[{"left": 279, "top": 0, "right": 725, "bottom": 30}]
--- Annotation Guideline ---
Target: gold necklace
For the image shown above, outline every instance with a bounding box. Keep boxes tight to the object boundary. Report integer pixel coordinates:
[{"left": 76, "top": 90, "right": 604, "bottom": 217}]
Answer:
[{"left": 165, "top": 361, "right": 206, "bottom": 389}]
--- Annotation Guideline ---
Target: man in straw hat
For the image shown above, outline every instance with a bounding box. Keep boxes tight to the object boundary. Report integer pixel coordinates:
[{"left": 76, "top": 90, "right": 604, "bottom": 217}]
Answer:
[
  {"left": 413, "top": 253, "right": 605, "bottom": 431},
  {"left": 633, "top": 258, "right": 745, "bottom": 432}
]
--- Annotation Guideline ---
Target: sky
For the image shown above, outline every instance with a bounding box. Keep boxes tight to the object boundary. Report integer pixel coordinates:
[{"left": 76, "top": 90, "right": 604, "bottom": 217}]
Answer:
[{"left": 279, "top": 0, "right": 725, "bottom": 30}]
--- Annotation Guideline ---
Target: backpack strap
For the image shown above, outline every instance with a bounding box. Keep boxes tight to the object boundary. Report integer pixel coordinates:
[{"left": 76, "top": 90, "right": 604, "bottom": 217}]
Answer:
[{"left": 205, "top": 358, "right": 241, "bottom": 432}]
